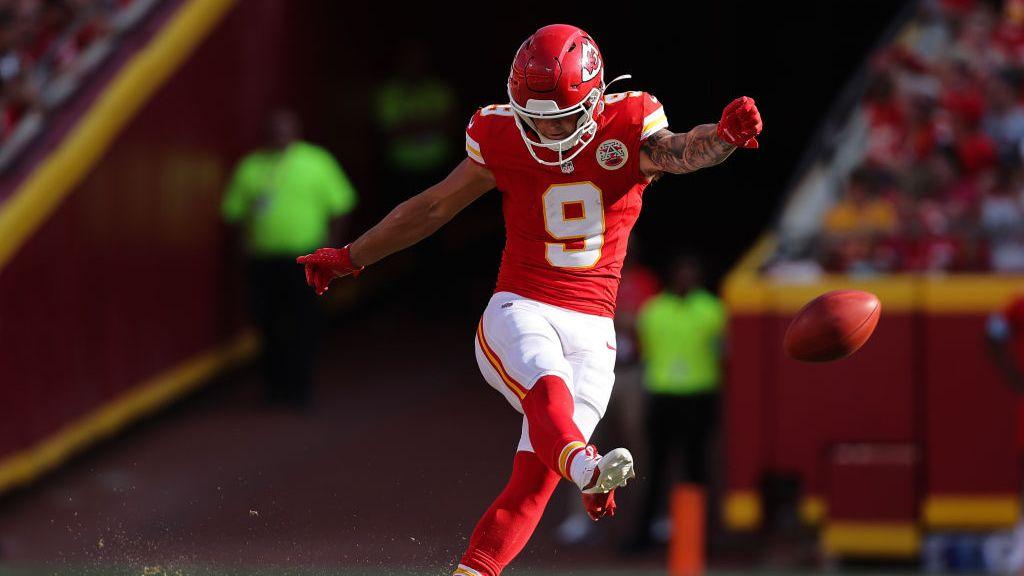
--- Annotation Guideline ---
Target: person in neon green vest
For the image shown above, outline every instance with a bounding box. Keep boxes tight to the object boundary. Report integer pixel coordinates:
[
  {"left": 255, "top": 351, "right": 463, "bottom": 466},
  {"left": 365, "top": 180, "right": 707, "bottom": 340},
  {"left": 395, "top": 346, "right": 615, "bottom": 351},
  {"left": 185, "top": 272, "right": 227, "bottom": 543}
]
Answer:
[
  {"left": 629, "top": 255, "right": 726, "bottom": 548},
  {"left": 374, "top": 43, "right": 457, "bottom": 198},
  {"left": 222, "top": 110, "right": 358, "bottom": 409}
]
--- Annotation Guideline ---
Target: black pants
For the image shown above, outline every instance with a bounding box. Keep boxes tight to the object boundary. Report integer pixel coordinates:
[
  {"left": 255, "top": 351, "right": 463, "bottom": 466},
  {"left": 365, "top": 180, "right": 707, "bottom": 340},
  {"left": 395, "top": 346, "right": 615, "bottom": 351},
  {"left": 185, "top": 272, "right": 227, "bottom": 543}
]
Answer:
[
  {"left": 248, "top": 257, "right": 320, "bottom": 408},
  {"left": 633, "top": 391, "right": 719, "bottom": 543}
]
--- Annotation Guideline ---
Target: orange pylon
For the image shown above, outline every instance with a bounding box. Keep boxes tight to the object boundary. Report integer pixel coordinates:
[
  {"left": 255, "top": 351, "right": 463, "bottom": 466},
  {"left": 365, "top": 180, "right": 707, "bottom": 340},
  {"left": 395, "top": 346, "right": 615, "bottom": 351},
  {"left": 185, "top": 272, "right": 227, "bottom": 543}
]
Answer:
[{"left": 669, "top": 483, "right": 705, "bottom": 576}]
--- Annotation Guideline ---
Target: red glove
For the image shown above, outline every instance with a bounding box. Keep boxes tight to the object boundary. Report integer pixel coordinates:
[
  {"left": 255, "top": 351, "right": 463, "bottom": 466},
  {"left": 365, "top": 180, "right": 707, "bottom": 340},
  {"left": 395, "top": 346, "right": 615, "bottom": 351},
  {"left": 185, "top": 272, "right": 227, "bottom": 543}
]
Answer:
[
  {"left": 582, "top": 489, "right": 617, "bottom": 521},
  {"left": 296, "top": 245, "right": 364, "bottom": 296},
  {"left": 716, "top": 96, "right": 762, "bottom": 149}
]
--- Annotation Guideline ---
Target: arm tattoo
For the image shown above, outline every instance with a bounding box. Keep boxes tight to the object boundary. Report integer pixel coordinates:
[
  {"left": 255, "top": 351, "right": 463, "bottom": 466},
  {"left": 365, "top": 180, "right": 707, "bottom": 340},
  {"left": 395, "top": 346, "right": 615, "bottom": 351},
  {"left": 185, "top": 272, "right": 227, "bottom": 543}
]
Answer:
[{"left": 640, "top": 125, "right": 735, "bottom": 176}]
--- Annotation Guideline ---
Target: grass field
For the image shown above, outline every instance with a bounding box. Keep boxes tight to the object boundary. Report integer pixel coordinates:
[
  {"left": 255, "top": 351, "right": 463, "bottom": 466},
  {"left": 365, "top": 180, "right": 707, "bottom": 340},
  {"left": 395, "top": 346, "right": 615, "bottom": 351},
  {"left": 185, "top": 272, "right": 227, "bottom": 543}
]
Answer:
[
  {"left": 0, "top": 568, "right": 524, "bottom": 576},
  {"left": 0, "top": 565, "right": 942, "bottom": 569}
]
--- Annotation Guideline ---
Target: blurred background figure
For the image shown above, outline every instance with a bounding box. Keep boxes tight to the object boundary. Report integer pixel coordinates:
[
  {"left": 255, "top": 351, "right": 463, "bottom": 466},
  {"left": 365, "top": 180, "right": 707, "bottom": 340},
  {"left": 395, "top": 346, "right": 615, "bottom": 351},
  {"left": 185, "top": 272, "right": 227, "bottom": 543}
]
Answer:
[
  {"left": 221, "top": 109, "right": 358, "bottom": 409},
  {"left": 628, "top": 255, "right": 726, "bottom": 551},
  {"left": 988, "top": 292, "right": 1024, "bottom": 451},
  {"left": 373, "top": 40, "right": 457, "bottom": 200},
  {"left": 984, "top": 292, "right": 1024, "bottom": 573}
]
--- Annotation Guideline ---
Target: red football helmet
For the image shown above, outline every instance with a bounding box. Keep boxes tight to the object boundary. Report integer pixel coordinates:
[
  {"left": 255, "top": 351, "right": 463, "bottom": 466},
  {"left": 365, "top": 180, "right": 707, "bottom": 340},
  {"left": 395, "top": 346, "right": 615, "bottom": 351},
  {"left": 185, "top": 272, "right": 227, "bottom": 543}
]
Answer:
[{"left": 507, "top": 24, "right": 629, "bottom": 167}]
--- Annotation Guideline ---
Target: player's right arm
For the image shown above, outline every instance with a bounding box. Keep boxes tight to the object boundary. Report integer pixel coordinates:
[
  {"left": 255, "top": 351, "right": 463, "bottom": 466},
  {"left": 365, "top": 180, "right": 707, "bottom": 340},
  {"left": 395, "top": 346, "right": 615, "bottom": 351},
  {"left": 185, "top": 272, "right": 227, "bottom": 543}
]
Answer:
[
  {"left": 350, "top": 159, "right": 495, "bottom": 266},
  {"left": 297, "top": 158, "right": 495, "bottom": 295}
]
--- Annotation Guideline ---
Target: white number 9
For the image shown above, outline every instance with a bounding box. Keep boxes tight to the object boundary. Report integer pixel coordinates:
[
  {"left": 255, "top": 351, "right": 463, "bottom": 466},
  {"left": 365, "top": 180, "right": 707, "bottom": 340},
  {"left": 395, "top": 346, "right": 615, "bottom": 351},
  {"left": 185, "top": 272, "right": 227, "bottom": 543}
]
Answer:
[{"left": 542, "top": 182, "right": 605, "bottom": 269}]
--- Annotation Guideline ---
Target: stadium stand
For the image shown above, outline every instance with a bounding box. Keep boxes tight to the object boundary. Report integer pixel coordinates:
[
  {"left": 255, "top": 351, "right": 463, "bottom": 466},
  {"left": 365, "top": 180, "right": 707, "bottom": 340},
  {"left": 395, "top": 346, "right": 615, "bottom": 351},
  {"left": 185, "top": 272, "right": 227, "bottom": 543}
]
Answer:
[
  {"left": 723, "top": 0, "right": 1024, "bottom": 562},
  {"left": 0, "top": 0, "right": 157, "bottom": 171},
  {"left": 768, "top": 0, "right": 1024, "bottom": 276}
]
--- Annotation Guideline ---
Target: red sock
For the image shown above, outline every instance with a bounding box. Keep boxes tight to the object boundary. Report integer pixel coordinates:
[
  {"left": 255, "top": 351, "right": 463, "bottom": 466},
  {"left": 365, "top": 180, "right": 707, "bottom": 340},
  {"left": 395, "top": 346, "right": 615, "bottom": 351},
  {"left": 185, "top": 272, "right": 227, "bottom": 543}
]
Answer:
[
  {"left": 459, "top": 451, "right": 560, "bottom": 576},
  {"left": 520, "top": 374, "right": 587, "bottom": 479}
]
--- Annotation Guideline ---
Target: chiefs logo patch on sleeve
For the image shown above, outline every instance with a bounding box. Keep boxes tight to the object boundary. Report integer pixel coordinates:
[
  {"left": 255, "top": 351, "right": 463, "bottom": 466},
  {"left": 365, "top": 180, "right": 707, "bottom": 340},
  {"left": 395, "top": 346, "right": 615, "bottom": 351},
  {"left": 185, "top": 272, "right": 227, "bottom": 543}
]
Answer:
[{"left": 596, "top": 139, "right": 627, "bottom": 170}]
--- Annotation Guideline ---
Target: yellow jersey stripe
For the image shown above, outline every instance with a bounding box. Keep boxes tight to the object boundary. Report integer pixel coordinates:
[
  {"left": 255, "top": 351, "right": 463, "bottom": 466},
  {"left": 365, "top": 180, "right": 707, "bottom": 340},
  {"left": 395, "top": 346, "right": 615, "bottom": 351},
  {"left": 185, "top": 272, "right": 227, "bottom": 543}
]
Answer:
[
  {"left": 477, "top": 327, "right": 525, "bottom": 400},
  {"left": 466, "top": 143, "right": 484, "bottom": 164},
  {"left": 642, "top": 113, "right": 668, "bottom": 136}
]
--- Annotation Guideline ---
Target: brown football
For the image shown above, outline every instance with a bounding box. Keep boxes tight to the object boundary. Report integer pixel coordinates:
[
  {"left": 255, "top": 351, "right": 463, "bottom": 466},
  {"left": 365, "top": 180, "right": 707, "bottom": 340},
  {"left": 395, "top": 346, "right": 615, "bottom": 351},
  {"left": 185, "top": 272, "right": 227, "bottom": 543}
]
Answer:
[{"left": 783, "top": 290, "right": 881, "bottom": 362}]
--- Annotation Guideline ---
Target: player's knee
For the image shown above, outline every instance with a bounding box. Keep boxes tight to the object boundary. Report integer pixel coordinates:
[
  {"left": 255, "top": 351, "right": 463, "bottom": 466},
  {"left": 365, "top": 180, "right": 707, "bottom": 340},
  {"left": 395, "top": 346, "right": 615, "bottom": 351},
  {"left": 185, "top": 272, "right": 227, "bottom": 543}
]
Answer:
[
  {"left": 522, "top": 374, "right": 573, "bottom": 413},
  {"left": 573, "top": 398, "right": 603, "bottom": 441}
]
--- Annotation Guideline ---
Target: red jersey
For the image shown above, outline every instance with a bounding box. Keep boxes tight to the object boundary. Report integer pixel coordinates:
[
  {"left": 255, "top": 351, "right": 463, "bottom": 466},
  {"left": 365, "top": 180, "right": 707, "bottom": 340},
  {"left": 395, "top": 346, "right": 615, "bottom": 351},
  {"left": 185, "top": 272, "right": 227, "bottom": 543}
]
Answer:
[{"left": 465, "top": 91, "right": 669, "bottom": 317}]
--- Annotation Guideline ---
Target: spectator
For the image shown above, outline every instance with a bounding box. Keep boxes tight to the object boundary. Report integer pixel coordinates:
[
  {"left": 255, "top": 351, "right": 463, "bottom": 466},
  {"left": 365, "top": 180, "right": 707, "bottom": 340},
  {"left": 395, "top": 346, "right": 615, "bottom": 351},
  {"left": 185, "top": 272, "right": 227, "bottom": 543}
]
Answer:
[
  {"left": 995, "top": 0, "right": 1024, "bottom": 62},
  {"left": 221, "top": 110, "right": 358, "bottom": 409},
  {"left": 614, "top": 240, "right": 663, "bottom": 365},
  {"left": 373, "top": 41, "right": 457, "bottom": 198},
  {"left": 990, "top": 229, "right": 1024, "bottom": 271},
  {"left": 767, "top": 0, "right": 1024, "bottom": 274},
  {"left": 0, "top": 0, "right": 131, "bottom": 144},
  {"left": 906, "top": 98, "right": 940, "bottom": 163},
  {"left": 628, "top": 255, "right": 726, "bottom": 550},
  {"left": 987, "top": 294, "right": 1024, "bottom": 395},
  {"left": 982, "top": 73, "right": 1024, "bottom": 159},
  {"left": 0, "top": 9, "right": 24, "bottom": 85},
  {"left": 863, "top": 71, "right": 909, "bottom": 169},
  {"left": 981, "top": 166, "right": 1023, "bottom": 234},
  {"left": 953, "top": 114, "right": 999, "bottom": 177},
  {"left": 824, "top": 167, "right": 899, "bottom": 237},
  {"left": 899, "top": 3, "right": 951, "bottom": 69},
  {"left": 980, "top": 164, "right": 1024, "bottom": 270},
  {"left": 985, "top": 294, "right": 1024, "bottom": 573}
]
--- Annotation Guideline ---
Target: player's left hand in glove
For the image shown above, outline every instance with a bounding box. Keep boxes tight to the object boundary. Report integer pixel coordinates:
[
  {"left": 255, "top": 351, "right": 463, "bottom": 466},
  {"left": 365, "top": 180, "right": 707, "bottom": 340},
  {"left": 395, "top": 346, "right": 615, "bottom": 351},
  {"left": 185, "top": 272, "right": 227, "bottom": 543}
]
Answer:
[
  {"left": 296, "top": 245, "right": 364, "bottom": 296},
  {"left": 717, "top": 96, "right": 762, "bottom": 149}
]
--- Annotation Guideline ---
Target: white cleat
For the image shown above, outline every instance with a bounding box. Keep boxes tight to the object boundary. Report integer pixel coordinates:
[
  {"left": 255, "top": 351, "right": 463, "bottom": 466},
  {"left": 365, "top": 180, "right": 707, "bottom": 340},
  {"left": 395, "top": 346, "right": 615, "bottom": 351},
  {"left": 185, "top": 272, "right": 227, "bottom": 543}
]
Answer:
[{"left": 579, "top": 447, "right": 635, "bottom": 494}]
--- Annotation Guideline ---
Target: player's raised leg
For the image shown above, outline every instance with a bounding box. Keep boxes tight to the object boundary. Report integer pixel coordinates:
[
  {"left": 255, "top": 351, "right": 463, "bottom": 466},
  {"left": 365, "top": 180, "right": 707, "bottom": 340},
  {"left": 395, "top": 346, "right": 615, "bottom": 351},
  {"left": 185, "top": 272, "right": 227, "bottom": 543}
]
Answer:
[
  {"left": 520, "top": 374, "right": 634, "bottom": 495},
  {"left": 518, "top": 397, "right": 632, "bottom": 520},
  {"left": 557, "top": 307, "right": 636, "bottom": 517},
  {"left": 475, "top": 294, "right": 634, "bottom": 490}
]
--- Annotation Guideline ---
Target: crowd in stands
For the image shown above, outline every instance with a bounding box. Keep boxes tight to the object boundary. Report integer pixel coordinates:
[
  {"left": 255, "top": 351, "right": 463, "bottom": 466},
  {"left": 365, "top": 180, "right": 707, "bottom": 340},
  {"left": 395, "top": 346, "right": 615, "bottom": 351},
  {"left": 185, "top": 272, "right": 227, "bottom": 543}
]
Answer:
[
  {"left": 820, "top": 0, "right": 1024, "bottom": 274},
  {"left": 0, "top": 0, "right": 135, "bottom": 141}
]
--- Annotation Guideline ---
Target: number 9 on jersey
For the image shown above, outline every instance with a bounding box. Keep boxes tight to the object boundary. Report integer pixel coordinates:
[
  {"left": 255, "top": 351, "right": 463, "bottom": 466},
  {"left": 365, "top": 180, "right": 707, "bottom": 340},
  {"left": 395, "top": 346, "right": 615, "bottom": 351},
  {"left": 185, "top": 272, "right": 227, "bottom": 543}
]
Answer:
[{"left": 542, "top": 182, "right": 605, "bottom": 269}]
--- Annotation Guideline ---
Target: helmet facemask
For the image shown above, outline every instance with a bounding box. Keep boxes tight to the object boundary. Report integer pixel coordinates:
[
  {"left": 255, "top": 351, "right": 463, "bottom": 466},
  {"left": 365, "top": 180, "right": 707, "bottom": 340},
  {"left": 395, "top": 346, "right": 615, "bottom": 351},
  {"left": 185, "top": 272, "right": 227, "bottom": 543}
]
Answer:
[
  {"left": 508, "top": 86, "right": 602, "bottom": 167},
  {"left": 507, "top": 74, "right": 631, "bottom": 167}
]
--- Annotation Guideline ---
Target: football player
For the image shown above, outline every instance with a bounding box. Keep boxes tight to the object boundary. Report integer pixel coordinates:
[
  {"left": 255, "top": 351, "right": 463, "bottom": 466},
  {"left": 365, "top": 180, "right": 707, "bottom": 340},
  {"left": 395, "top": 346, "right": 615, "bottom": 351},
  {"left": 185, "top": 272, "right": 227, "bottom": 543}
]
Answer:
[{"left": 297, "top": 24, "right": 761, "bottom": 576}]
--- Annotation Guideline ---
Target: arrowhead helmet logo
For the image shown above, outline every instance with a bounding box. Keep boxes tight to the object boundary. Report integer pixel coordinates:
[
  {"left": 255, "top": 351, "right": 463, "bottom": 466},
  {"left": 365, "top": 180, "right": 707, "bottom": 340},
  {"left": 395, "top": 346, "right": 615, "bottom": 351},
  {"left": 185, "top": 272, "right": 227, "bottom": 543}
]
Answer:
[{"left": 581, "top": 39, "right": 601, "bottom": 82}]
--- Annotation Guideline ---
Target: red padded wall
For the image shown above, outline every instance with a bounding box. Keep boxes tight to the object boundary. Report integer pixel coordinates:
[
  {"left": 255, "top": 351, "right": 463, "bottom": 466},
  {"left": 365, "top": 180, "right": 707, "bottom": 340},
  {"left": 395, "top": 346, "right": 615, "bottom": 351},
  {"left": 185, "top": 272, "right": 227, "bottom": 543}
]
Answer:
[
  {"left": 725, "top": 304, "right": 1020, "bottom": 528},
  {"left": 768, "top": 312, "right": 917, "bottom": 496},
  {"left": 923, "top": 315, "right": 1019, "bottom": 495},
  {"left": 724, "top": 314, "right": 769, "bottom": 494},
  {"left": 0, "top": 0, "right": 298, "bottom": 459}
]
